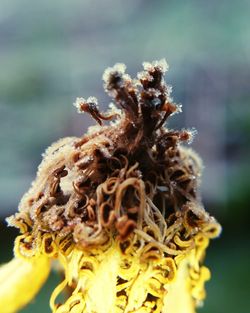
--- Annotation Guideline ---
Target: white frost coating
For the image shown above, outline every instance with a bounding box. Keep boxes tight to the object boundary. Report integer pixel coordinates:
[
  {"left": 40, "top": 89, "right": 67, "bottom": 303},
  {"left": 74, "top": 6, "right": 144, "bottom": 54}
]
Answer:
[
  {"left": 186, "top": 127, "right": 198, "bottom": 144},
  {"left": 142, "top": 61, "right": 154, "bottom": 72},
  {"left": 73, "top": 97, "right": 99, "bottom": 114},
  {"left": 137, "top": 71, "right": 154, "bottom": 82},
  {"left": 167, "top": 85, "right": 173, "bottom": 95},
  {"left": 18, "top": 137, "right": 77, "bottom": 213},
  {"left": 87, "top": 96, "right": 99, "bottom": 106},
  {"left": 108, "top": 102, "right": 117, "bottom": 111},
  {"left": 123, "top": 73, "right": 131, "bottom": 82},
  {"left": 179, "top": 146, "right": 204, "bottom": 178},
  {"left": 41, "top": 137, "right": 74, "bottom": 159},
  {"left": 102, "top": 63, "right": 126, "bottom": 83},
  {"left": 171, "top": 103, "right": 183, "bottom": 116},
  {"left": 150, "top": 88, "right": 161, "bottom": 97},
  {"left": 109, "top": 102, "right": 123, "bottom": 127},
  {"left": 73, "top": 97, "right": 86, "bottom": 113},
  {"left": 87, "top": 124, "right": 102, "bottom": 135},
  {"left": 110, "top": 119, "right": 122, "bottom": 127},
  {"left": 108, "top": 102, "right": 122, "bottom": 116},
  {"left": 143, "top": 58, "right": 169, "bottom": 73}
]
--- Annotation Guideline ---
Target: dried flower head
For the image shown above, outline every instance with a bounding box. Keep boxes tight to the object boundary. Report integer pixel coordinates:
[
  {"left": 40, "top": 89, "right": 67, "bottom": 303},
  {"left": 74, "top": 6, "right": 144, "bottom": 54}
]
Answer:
[{"left": 1, "top": 60, "right": 221, "bottom": 313}]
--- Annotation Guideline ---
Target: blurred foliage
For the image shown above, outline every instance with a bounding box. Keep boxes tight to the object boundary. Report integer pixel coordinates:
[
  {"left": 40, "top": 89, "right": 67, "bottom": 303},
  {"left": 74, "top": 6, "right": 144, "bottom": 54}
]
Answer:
[{"left": 0, "top": 0, "right": 250, "bottom": 312}]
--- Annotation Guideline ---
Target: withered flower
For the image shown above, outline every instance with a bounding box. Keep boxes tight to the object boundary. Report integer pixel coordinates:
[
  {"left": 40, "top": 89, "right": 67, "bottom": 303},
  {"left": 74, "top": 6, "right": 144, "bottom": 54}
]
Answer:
[{"left": 0, "top": 60, "right": 221, "bottom": 313}]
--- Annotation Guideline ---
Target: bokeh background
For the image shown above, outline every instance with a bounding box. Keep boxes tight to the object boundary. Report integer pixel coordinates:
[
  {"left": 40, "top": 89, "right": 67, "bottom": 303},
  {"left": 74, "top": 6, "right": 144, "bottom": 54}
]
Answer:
[{"left": 0, "top": 1, "right": 250, "bottom": 312}]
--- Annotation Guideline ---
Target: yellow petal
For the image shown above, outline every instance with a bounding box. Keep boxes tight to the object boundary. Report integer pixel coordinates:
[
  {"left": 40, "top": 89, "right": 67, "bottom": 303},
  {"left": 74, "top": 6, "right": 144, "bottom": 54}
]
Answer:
[
  {"left": 0, "top": 256, "right": 50, "bottom": 313},
  {"left": 52, "top": 244, "right": 199, "bottom": 313},
  {"left": 162, "top": 258, "right": 195, "bottom": 313}
]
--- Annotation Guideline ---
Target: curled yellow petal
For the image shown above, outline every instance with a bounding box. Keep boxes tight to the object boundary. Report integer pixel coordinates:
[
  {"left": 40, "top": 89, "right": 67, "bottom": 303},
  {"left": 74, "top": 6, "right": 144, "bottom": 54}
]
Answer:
[
  {"left": 0, "top": 256, "right": 50, "bottom": 313},
  {"left": 49, "top": 242, "right": 203, "bottom": 313}
]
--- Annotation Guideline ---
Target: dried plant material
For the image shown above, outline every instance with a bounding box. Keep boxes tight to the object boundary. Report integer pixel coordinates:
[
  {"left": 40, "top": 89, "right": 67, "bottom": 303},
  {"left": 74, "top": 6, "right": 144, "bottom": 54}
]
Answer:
[{"left": 2, "top": 60, "right": 221, "bottom": 313}]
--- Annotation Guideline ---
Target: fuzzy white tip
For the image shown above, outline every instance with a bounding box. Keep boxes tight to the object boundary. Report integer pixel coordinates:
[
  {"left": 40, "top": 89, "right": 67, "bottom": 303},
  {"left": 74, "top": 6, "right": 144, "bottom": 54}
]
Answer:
[
  {"left": 143, "top": 59, "right": 169, "bottom": 73},
  {"left": 73, "top": 97, "right": 99, "bottom": 113},
  {"left": 102, "top": 63, "right": 126, "bottom": 83}
]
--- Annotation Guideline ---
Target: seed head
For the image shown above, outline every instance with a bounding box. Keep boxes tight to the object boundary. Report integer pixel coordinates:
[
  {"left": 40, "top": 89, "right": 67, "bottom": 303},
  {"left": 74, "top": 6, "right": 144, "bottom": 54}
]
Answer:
[{"left": 6, "top": 60, "right": 221, "bottom": 313}]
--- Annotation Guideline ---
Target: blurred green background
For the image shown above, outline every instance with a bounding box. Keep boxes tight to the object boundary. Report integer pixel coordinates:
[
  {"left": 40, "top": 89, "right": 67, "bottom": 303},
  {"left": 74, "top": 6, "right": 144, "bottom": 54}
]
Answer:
[{"left": 0, "top": 0, "right": 250, "bottom": 312}]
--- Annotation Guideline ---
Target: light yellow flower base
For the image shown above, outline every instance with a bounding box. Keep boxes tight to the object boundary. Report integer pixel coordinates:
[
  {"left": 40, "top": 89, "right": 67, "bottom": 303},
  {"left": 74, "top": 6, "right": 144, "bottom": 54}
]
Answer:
[
  {"left": 48, "top": 236, "right": 210, "bottom": 313},
  {"left": 0, "top": 256, "right": 50, "bottom": 313},
  {"left": 0, "top": 230, "right": 213, "bottom": 313}
]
